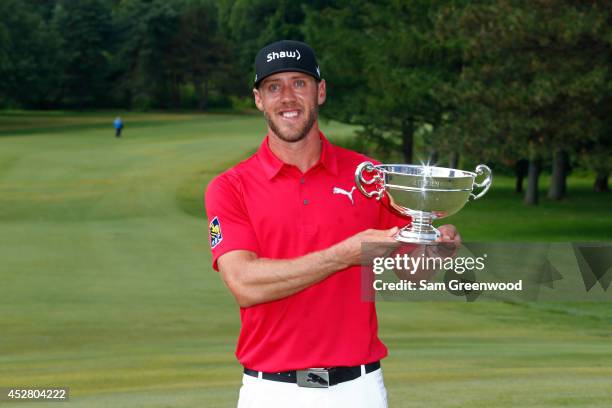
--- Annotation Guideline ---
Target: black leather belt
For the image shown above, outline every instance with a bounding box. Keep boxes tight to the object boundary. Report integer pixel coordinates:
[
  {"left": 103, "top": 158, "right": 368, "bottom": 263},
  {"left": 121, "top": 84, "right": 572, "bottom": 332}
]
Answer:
[{"left": 243, "top": 361, "right": 380, "bottom": 388}]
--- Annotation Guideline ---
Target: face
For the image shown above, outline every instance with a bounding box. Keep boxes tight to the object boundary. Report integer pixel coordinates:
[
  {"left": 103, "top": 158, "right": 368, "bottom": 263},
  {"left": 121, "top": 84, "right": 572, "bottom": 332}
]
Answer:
[{"left": 253, "top": 72, "right": 326, "bottom": 143}]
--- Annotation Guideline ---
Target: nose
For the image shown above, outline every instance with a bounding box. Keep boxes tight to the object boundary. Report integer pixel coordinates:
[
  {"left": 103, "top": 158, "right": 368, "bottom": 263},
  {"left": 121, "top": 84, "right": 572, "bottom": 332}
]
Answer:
[{"left": 279, "top": 81, "right": 297, "bottom": 103}]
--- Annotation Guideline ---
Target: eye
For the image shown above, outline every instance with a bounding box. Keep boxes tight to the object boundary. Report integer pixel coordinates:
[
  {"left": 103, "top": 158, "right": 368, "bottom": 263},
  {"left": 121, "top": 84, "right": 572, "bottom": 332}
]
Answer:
[
  {"left": 268, "top": 83, "right": 281, "bottom": 93},
  {"left": 294, "top": 79, "right": 306, "bottom": 88}
]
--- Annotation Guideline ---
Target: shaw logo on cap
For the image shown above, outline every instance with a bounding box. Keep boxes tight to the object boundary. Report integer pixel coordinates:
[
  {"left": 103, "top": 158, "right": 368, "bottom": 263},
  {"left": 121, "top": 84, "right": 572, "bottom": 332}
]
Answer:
[
  {"left": 209, "top": 216, "right": 223, "bottom": 249},
  {"left": 266, "top": 49, "right": 301, "bottom": 63}
]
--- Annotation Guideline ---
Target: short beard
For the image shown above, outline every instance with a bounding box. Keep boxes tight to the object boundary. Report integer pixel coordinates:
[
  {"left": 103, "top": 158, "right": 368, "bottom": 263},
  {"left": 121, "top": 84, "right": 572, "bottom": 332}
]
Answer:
[{"left": 264, "top": 105, "right": 318, "bottom": 143}]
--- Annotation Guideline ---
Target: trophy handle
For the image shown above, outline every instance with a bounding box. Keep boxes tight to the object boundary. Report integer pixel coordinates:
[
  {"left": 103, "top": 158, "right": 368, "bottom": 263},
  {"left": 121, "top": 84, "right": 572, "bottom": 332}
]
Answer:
[
  {"left": 470, "top": 164, "right": 492, "bottom": 200},
  {"left": 355, "top": 161, "right": 385, "bottom": 200}
]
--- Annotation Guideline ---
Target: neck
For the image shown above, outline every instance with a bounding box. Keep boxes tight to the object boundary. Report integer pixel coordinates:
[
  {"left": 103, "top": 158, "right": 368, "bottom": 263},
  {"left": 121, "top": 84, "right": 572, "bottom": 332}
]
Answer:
[{"left": 268, "top": 125, "right": 322, "bottom": 173}]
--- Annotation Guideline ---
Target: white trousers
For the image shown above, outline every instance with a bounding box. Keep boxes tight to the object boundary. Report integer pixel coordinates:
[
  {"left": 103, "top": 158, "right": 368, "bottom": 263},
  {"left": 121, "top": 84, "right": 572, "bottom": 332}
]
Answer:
[{"left": 237, "top": 367, "right": 388, "bottom": 408}]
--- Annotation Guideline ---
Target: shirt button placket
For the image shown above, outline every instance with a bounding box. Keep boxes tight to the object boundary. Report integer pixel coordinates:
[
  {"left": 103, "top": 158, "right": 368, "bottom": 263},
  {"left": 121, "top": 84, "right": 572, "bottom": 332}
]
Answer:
[
  {"left": 300, "top": 176, "right": 309, "bottom": 226},
  {"left": 301, "top": 177, "right": 308, "bottom": 206},
  {"left": 298, "top": 173, "right": 316, "bottom": 238}
]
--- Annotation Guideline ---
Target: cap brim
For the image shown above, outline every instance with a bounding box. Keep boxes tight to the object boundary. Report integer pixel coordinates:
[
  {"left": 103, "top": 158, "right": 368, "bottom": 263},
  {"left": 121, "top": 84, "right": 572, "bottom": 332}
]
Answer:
[{"left": 254, "top": 68, "right": 320, "bottom": 88}]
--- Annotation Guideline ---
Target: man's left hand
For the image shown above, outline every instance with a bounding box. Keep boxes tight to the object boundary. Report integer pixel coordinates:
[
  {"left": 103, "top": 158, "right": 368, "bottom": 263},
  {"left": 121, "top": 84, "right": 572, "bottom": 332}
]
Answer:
[
  {"left": 436, "top": 224, "right": 461, "bottom": 245},
  {"left": 427, "top": 224, "right": 461, "bottom": 259}
]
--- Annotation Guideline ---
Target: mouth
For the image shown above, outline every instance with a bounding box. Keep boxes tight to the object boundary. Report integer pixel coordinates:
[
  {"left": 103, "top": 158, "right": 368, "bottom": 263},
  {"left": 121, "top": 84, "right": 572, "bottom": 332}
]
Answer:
[{"left": 278, "top": 109, "right": 301, "bottom": 121}]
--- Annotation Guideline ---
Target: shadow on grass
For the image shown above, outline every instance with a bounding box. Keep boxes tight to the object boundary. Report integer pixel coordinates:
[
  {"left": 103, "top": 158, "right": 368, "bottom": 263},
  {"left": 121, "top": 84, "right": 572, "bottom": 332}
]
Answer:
[{"left": 175, "top": 150, "right": 258, "bottom": 219}]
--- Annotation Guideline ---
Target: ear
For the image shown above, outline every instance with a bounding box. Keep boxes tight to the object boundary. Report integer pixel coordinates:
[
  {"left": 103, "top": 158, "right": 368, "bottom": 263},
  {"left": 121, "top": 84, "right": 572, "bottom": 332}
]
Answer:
[
  {"left": 317, "top": 79, "right": 327, "bottom": 106},
  {"left": 253, "top": 88, "right": 264, "bottom": 112}
]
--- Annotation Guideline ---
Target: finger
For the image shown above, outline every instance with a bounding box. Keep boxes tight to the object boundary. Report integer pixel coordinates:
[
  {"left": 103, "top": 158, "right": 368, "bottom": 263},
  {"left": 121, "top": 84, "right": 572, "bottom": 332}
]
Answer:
[
  {"left": 437, "top": 232, "right": 453, "bottom": 242},
  {"left": 386, "top": 226, "right": 399, "bottom": 236},
  {"left": 440, "top": 225, "right": 457, "bottom": 241},
  {"left": 435, "top": 233, "right": 448, "bottom": 242}
]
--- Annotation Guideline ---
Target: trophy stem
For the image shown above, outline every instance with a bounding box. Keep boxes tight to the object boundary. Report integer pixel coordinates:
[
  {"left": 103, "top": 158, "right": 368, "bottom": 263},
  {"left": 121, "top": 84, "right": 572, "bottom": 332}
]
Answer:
[{"left": 394, "top": 212, "right": 440, "bottom": 244}]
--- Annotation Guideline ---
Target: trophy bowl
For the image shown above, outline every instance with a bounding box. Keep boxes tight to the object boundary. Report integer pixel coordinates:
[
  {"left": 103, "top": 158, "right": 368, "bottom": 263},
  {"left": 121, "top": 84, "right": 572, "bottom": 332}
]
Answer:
[{"left": 355, "top": 162, "right": 492, "bottom": 243}]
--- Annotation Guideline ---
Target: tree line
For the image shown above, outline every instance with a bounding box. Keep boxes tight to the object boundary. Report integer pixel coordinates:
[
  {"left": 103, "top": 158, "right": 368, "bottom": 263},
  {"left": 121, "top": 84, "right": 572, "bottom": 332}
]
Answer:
[{"left": 1, "top": 0, "right": 610, "bottom": 203}]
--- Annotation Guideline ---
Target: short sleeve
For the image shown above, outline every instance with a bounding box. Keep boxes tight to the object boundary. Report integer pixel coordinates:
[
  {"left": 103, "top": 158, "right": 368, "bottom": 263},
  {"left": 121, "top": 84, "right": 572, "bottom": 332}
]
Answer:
[{"left": 204, "top": 172, "right": 260, "bottom": 271}]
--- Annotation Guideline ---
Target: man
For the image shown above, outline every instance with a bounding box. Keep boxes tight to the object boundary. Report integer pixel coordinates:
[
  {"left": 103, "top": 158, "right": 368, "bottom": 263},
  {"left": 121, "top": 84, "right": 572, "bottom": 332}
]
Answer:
[
  {"left": 114, "top": 116, "right": 123, "bottom": 138},
  {"left": 205, "top": 40, "right": 460, "bottom": 408}
]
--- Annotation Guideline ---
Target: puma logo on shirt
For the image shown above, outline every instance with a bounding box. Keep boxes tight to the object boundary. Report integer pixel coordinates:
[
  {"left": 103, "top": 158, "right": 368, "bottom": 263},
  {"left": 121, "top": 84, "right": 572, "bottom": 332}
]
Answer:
[{"left": 333, "top": 186, "right": 356, "bottom": 205}]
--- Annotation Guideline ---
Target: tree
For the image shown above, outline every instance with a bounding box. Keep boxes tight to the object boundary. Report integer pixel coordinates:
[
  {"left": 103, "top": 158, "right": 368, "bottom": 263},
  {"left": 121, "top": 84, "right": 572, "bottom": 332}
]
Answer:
[
  {"left": 438, "top": 0, "right": 609, "bottom": 204},
  {"left": 113, "top": 0, "right": 184, "bottom": 109},
  {"left": 176, "top": 1, "right": 233, "bottom": 110},
  {"left": 113, "top": 0, "right": 235, "bottom": 109},
  {"left": 52, "top": 0, "right": 113, "bottom": 108},
  {"left": 583, "top": 94, "right": 612, "bottom": 193},
  {"left": 304, "top": 0, "right": 464, "bottom": 163},
  {"left": 218, "top": 0, "right": 311, "bottom": 94},
  {"left": 0, "top": 0, "right": 63, "bottom": 108}
]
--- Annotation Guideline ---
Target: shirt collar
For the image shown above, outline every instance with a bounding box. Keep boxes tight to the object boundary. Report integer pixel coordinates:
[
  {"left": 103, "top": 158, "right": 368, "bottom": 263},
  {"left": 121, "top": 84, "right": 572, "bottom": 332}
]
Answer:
[{"left": 257, "top": 132, "right": 338, "bottom": 180}]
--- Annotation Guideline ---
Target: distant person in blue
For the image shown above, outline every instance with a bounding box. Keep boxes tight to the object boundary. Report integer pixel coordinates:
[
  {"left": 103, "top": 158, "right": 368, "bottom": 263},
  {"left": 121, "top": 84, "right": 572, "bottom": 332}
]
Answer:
[{"left": 114, "top": 116, "right": 124, "bottom": 138}]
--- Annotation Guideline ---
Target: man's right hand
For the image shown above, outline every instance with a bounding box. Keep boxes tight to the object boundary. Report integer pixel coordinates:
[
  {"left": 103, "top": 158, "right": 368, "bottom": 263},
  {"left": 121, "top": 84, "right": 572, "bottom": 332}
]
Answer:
[{"left": 331, "top": 227, "right": 400, "bottom": 268}]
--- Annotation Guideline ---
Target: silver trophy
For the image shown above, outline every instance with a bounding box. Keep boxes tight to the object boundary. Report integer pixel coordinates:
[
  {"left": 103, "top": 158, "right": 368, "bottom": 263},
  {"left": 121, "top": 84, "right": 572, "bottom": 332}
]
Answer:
[{"left": 355, "top": 162, "right": 492, "bottom": 243}]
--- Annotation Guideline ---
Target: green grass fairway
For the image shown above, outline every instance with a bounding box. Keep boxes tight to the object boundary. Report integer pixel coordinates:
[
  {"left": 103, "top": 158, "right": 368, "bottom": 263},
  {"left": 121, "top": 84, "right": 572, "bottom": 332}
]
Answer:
[{"left": 1, "top": 112, "right": 611, "bottom": 407}]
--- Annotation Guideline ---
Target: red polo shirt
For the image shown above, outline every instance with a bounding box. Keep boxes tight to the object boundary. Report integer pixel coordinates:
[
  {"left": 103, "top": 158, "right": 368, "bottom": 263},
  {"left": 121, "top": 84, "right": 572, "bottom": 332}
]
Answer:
[{"left": 205, "top": 132, "right": 409, "bottom": 372}]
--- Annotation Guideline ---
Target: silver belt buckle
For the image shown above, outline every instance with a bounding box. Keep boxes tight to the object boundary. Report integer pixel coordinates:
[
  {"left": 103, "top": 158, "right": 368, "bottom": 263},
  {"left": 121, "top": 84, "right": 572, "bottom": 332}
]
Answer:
[{"left": 296, "top": 368, "right": 330, "bottom": 388}]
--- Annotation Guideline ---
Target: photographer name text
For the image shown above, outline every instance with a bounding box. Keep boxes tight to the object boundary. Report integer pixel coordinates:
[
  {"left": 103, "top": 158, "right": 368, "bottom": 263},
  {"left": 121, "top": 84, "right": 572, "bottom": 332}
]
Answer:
[{"left": 373, "top": 279, "right": 524, "bottom": 292}]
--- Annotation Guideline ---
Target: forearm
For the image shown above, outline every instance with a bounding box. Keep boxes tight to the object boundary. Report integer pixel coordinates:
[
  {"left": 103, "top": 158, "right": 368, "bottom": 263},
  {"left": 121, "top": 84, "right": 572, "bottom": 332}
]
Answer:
[
  {"left": 221, "top": 244, "right": 351, "bottom": 307},
  {"left": 219, "top": 227, "right": 399, "bottom": 307}
]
